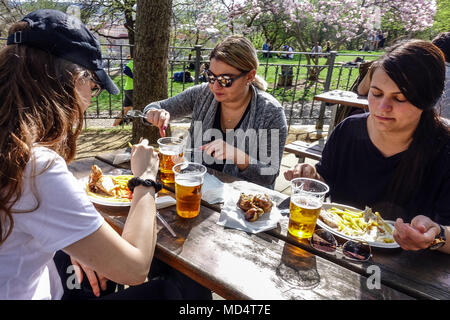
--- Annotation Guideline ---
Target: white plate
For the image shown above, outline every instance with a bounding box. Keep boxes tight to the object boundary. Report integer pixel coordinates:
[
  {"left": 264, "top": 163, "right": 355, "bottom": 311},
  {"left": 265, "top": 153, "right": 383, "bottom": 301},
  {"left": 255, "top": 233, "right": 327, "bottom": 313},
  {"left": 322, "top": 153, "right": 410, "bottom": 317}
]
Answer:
[
  {"left": 80, "top": 175, "right": 133, "bottom": 207},
  {"left": 80, "top": 176, "right": 177, "bottom": 209},
  {"left": 316, "top": 203, "right": 400, "bottom": 249}
]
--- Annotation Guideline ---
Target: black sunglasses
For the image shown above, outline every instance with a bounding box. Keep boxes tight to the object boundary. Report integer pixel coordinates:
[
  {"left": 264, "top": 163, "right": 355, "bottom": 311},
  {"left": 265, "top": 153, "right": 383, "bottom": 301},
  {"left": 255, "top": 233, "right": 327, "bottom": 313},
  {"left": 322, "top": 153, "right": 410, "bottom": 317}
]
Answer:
[
  {"left": 204, "top": 69, "right": 249, "bottom": 88},
  {"left": 310, "top": 229, "right": 372, "bottom": 262}
]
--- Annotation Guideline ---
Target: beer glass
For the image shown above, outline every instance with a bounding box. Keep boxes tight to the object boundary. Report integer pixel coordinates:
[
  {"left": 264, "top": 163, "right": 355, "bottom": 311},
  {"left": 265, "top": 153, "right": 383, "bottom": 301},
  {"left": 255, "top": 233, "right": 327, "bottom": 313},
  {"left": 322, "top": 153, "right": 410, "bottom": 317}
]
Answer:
[
  {"left": 172, "top": 162, "right": 207, "bottom": 218},
  {"left": 289, "top": 178, "right": 329, "bottom": 239},
  {"left": 157, "top": 137, "right": 184, "bottom": 184}
]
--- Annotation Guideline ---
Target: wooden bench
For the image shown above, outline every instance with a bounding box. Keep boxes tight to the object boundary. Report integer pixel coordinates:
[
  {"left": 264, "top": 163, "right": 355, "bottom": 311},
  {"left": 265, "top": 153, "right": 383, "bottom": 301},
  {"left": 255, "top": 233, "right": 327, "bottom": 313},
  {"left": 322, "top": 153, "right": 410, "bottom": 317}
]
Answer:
[{"left": 284, "top": 139, "right": 325, "bottom": 163}]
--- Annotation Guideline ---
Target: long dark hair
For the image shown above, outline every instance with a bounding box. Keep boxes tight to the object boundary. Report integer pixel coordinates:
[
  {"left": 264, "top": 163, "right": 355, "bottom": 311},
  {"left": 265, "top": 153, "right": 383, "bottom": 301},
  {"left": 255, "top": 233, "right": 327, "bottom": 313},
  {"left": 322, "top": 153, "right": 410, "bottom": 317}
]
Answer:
[
  {"left": 369, "top": 40, "right": 449, "bottom": 216},
  {"left": 0, "top": 22, "right": 85, "bottom": 246}
]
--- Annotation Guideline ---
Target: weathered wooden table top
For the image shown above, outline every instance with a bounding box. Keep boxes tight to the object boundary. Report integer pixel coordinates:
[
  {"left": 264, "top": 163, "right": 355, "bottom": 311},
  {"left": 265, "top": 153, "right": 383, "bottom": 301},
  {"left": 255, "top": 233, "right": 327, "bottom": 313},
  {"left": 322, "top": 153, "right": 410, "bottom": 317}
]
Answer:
[
  {"left": 314, "top": 89, "right": 369, "bottom": 109},
  {"left": 73, "top": 152, "right": 450, "bottom": 299}
]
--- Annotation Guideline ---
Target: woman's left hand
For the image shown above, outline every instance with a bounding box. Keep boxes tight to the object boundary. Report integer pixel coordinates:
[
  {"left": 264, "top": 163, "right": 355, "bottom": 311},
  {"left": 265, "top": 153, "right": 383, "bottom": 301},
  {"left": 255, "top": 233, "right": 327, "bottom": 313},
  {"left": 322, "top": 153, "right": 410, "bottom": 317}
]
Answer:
[
  {"left": 200, "top": 139, "right": 249, "bottom": 169},
  {"left": 200, "top": 139, "right": 236, "bottom": 162},
  {"left": 70, "top": 256, "right": 109, "bottom": 297},
  {"left": 393, "top": 215, "right": 441, "bottom": 251}
]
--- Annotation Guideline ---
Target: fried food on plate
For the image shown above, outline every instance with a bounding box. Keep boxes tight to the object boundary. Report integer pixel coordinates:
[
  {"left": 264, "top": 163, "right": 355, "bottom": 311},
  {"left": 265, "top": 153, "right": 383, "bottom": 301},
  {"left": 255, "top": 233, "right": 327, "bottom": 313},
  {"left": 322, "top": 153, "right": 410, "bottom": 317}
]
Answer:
[
  {"left": 88, "top": 165, "right": 116, "bottom": 196},
  {"left": 318, "top": 205, "right": 395, "bottom": 243},
  {"left": 87, "top": 165, "right": 132, "bottom": 201},
  {"left": 237, "top": 193, "right": 273, "bottom": 222}
]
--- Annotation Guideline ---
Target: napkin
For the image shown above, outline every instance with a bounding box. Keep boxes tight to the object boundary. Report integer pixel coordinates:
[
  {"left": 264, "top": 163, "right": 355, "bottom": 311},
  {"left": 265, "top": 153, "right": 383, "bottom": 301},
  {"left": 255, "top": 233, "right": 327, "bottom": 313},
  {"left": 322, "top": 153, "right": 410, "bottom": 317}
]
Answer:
[
  {"left": 201, "top": 173, "right": 226, "bottom": 204},
  {"left": 113, "top": 152, "right": 131, "bottom": 165},
  {"left": 217, "top": 181, "right": 283, "bottom": 234},
  {"left": 156, "top": 195, "right": 176, "bottom": 209}
]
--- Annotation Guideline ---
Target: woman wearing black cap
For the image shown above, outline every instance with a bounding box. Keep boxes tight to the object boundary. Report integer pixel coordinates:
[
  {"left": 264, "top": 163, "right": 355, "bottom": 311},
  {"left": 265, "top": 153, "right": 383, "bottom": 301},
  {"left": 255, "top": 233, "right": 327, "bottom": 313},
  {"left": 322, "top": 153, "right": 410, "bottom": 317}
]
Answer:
[
  {"left": 0, "top": 9, "right": 207, "bottom": 300},
  {"left": 284, "top": 40, "right": 450, "bottom": 253}
]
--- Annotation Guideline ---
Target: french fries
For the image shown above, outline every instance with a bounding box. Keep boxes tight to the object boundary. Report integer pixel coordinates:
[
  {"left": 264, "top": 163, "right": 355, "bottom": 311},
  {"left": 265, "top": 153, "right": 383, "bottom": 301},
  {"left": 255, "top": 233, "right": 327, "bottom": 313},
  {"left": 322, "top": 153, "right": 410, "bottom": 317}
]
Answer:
[{"left": 319, "top": 206, "right": 395, "bottom": 243}]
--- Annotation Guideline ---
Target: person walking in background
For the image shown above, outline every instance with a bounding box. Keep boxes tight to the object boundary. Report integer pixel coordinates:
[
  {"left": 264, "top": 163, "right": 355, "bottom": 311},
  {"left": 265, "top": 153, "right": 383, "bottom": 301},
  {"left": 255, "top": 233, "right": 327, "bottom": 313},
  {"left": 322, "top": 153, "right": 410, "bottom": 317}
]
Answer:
[
  {"left": 113, "top": 58, "right": 134, "bottom": 126},
  {"left": 432, "top": 32, "right": 450, "bottom": 120},
  {"left": 325, "top": 41, "right": 332, "bottom": 53},
  {"left": 262, "top": 39, "right": 272, "bottom": 58},
  {"left": 311, "top": 42, "right": 322, "bottom": 54}
]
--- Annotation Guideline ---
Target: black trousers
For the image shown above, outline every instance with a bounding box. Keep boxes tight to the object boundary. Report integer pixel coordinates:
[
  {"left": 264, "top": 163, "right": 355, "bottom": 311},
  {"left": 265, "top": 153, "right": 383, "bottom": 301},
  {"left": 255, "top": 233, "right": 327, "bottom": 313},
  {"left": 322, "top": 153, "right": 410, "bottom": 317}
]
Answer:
[{"left": 53, "top": 250, "right": 212, "bottom": 300}]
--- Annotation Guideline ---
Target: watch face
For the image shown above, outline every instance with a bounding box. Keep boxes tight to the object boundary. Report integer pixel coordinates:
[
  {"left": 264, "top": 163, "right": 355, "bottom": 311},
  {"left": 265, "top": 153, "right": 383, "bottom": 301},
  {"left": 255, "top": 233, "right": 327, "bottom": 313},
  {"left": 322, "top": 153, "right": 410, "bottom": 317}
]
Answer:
[{"left": 430, "top": 238, "right": 446, "bottom": 250}]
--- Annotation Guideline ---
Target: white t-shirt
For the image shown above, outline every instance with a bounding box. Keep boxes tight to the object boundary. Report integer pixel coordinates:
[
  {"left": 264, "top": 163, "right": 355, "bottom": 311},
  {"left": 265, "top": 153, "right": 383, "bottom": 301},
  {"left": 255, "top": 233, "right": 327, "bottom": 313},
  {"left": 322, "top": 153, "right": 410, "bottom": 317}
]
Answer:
[{"left": 0, "top": 147, "right": 104, "bottom": 300}]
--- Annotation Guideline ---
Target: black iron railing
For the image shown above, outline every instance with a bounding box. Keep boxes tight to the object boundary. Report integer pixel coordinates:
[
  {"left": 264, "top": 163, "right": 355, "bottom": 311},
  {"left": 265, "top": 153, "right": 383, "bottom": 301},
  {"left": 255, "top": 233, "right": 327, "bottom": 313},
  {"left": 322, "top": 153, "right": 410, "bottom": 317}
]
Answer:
[{"left": 0, "top": 38, "right": 381, "bottom": 128}]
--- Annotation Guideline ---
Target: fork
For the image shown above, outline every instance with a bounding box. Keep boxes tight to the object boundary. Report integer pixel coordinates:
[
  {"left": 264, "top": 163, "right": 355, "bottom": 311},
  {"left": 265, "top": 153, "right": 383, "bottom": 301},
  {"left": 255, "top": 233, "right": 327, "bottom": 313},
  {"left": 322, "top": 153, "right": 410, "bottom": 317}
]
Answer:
[
  {"left": 156, "top": 211, "right": 177, "bottom": 238},
  {"left": 124, "top": 109, "right": 146, "bottom": 119}
]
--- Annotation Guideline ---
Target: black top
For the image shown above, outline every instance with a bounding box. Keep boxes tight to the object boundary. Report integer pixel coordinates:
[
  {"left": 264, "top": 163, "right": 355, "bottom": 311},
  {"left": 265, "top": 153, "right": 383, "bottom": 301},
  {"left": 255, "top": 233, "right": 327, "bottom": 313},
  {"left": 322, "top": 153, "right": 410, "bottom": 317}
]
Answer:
[
  {"left": 206, "top": 102, "right": 251, "bottom": 172},
  {"left": 316, "top": 113, "right": 450, "bottom": 225}
]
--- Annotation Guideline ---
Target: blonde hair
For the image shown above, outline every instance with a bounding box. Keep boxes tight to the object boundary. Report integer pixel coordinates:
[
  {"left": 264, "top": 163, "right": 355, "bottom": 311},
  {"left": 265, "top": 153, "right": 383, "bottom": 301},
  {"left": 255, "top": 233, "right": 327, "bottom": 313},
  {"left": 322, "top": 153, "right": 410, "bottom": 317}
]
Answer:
[{"left": 210, "top": 35, "right": 267, "bottom": 91}]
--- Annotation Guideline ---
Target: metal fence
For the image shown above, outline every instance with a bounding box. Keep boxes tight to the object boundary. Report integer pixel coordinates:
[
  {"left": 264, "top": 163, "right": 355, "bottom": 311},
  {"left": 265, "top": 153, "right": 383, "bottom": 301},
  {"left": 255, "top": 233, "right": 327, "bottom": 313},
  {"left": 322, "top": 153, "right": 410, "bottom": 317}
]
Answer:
[{"left": 0, "top": 38, "right": 381, "bottom": 128}]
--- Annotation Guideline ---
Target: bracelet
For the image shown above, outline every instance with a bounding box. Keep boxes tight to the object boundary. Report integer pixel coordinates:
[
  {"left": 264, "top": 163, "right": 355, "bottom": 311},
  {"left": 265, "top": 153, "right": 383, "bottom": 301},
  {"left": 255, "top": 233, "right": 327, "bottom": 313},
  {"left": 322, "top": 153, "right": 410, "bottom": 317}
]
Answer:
[{"left": 127, "top": 177, "right": 162, "bottom": 193}]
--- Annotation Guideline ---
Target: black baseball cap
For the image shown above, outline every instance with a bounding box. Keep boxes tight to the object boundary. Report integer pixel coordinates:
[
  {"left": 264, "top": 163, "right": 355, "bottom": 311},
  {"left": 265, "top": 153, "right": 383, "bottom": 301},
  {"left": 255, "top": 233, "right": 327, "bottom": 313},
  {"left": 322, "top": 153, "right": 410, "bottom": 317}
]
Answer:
[{"left": 7, "top": 9, "right": 119, "bottom": 95}]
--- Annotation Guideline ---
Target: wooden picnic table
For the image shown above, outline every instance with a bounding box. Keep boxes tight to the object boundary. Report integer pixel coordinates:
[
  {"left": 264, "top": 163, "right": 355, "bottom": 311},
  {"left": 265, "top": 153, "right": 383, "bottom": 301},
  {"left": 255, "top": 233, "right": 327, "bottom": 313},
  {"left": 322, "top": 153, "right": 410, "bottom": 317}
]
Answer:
[
  {"left": 70, "top": 151, "right": 450, "bottom": 300},
  {"left": 284, "top": 139, "right": 325, "bottom": 163},
  {"left": 314, "top": 89, "right": 369, "bottom": 135}
]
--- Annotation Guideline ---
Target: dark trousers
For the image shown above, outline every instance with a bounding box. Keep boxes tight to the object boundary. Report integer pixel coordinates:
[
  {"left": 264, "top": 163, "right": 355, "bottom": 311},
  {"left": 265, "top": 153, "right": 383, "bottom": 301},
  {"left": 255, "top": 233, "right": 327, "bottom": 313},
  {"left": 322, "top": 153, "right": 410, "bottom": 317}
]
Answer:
[{"left": 53, "top": 250, "right": 212, "bottom": 300}]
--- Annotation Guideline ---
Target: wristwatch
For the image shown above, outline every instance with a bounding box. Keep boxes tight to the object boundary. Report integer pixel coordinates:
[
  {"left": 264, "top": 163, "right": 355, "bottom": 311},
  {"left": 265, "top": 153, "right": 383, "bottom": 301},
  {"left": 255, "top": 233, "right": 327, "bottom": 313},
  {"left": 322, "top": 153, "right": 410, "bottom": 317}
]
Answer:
[
  {"left": 127, "top": 177, "right": 162, "bottom": 193},
  {"left": 429, "top": 224, "right": 447, "bottom": 250}
]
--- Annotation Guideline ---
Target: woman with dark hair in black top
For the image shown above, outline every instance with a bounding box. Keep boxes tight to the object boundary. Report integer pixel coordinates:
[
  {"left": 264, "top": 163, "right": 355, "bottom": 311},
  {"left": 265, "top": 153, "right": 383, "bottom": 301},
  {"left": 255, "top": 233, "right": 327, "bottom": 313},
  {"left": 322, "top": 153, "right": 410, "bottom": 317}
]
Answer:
[{"left": 285, "top": 40, "right": 450, "bottom": 253}]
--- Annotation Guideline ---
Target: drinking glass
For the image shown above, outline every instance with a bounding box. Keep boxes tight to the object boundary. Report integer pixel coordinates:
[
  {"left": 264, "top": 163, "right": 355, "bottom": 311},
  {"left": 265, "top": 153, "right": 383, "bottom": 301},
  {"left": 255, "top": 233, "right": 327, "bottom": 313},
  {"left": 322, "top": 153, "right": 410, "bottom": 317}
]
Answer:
[
  {"left": 289, "top": 178, "right": 329, "bottom": 239},
  {"left": 157, "top": 137, "right": 184, "bottom": 184},
  {"left": 172, "top": 162, "right": 207, "bottom": 218}
]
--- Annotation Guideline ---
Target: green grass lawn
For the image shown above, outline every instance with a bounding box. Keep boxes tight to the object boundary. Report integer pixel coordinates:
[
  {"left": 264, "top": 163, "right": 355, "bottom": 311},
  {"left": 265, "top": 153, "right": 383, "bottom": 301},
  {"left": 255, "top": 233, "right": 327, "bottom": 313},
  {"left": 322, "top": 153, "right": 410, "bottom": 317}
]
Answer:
[{"left": 92, "top": 50, "right": 382, "bottom": 113}]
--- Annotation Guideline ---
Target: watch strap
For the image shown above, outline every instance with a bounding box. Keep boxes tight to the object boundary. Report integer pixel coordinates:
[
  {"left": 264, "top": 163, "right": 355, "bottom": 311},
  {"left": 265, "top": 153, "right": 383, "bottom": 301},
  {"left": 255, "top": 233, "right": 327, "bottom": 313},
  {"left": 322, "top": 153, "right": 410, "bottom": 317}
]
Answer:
[
  {"left": 127, "top": 177, "right": 162, "bottom": 193},
  {"left": 429, "top": 224, "right": 446, "bottom": 250}
]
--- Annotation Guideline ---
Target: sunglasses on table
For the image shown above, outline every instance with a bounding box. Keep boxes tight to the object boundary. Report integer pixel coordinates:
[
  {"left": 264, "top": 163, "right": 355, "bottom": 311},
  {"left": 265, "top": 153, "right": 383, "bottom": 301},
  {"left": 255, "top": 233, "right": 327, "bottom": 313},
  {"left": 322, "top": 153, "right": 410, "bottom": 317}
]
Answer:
[
  {"left": 310, "top": 229, "right": 372, "bottom": 262},
  {"left": 204, "top": 69, "right": 249, "bottom": 88}
]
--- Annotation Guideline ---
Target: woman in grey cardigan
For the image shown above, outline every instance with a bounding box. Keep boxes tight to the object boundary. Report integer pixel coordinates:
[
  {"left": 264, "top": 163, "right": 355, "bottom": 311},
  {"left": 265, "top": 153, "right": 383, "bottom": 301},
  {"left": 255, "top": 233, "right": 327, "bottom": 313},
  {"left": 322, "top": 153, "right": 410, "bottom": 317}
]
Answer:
[{"left": 144, "top": 35, "right": 287, "bottom": 189}]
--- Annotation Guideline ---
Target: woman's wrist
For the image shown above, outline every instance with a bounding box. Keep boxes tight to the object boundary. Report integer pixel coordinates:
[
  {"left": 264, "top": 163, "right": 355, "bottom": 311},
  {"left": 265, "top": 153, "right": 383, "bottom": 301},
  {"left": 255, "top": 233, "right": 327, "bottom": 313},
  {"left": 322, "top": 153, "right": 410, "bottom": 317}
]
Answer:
[
  {"left": 132, "top": 185, "right": 156, "bottom": 198},
  {"left": 234, "top": 149, "right": 250, "bottom": 171}
]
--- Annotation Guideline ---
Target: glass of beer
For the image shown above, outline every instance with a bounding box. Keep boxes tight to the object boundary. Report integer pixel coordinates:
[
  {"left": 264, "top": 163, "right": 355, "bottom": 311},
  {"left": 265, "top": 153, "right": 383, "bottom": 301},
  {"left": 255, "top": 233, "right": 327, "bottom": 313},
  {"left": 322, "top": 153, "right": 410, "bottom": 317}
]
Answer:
[
  {"left": 157, "top": 137, "right": 184, "bottom": 184},
  {"left": 289, "top": 178, "right": 329, "bottom": 239},
  {"left": 172, "top": 162, "right": 207, "bottom": 218}
]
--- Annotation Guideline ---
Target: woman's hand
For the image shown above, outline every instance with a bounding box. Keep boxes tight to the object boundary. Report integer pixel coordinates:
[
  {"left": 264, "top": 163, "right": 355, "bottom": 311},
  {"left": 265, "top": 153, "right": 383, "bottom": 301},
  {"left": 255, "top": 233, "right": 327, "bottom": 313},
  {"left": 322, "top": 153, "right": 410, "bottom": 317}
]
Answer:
[
  {"left": 130, "top": 139, "right": 159, "bottom": 181},
  {"left": 70, "top": 256, "right": 109, "bottom": 298},
  {"left": 393, "top": 216, "right": 441, "bottom": 251},
  {"left": 284, "top": 163, "right": 317, "bottom": 181},
  {"left": 145, "top": 108, "right": 170, "bottom": 137},
  {"left": 200, "top": 139, "right": 249, "bottom": 170}
]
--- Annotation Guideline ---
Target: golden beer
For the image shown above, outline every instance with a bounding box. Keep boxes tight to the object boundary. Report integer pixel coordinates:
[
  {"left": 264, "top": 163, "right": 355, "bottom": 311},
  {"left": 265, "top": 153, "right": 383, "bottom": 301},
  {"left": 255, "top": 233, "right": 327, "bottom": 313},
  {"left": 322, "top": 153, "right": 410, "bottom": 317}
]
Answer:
[
  {"left": 288, "top": 195, "right": 322, "bottom": 239},
  {"left": 157, "top": 137, "right": 184, "bottom": 185},
  {"left": 175, "top": 176, "right": 202, "bottom": 218},
  {"left": 159, "top": 151, "right": 183, "bottom": 184}
]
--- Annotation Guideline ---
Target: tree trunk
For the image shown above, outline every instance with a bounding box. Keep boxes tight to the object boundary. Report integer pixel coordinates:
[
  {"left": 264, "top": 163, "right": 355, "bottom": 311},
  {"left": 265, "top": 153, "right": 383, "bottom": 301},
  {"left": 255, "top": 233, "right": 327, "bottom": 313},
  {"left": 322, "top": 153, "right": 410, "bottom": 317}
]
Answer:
[
  {"left": 133, "top": 0, "right": 172, "bottom": 145},
  {"left": 124, "top": 9, "right": 135, "bottom": 57}
]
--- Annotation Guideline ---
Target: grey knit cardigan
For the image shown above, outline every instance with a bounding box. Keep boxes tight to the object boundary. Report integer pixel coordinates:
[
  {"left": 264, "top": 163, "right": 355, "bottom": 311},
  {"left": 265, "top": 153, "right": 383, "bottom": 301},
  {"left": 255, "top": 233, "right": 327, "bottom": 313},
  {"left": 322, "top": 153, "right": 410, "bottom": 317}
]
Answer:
[{"left": 144, "top": 83, "right": 287, "bottom": 189}]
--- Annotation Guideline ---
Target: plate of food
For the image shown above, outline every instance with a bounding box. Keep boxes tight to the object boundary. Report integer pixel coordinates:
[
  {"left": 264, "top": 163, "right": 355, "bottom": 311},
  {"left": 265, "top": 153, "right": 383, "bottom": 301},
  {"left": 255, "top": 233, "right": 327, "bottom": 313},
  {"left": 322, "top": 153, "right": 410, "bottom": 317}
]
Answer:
[
  {"left": 81, "top": 165, "right": 133, "bottom": 206},
  {"left": 316, "top": 203, "right": 400, "bottom": 248},
  {"left": 217, "top": 188, "right": 282, "bottom": 234}
]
